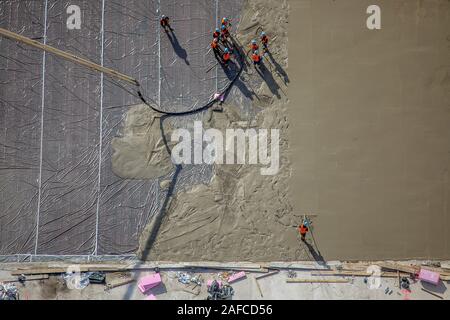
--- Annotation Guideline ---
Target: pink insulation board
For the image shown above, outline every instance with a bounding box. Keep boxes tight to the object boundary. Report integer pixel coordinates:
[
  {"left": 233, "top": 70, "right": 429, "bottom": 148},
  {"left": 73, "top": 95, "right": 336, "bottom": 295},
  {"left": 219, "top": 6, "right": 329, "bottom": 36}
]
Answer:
[
  {"left": 418, "top": 269, "right": 440, "bottom": 285},
  {"left": 138, "top": 273, "right": 162, "bottom": 293},
  {"left": 228, "top": 271, "right": 246, "bottom": 283}
]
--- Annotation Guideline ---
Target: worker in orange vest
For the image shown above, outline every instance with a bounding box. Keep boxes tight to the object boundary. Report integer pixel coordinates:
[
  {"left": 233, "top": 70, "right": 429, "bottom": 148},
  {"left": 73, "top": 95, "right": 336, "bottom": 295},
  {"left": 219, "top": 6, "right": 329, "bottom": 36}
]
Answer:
[
  {"left": 160, "top": 15, "right": 173, "bottom": 32},
  {"left": 252, "top": 50, "right": 262, "bottom": 66},
  {"left": 221, "top": 24, "right": 230, "bottom": 42},
  {"left": 298, "top": 223, "right": 309, "bottom": 242},
  {"left": 211, "top": 37, "right": 219, "bottom": 50},
  {"left": 221, "top": 17, "right": 229, "bottom": 27},
  {"left": 222, "top": 47, "right": 231, "bottom": 65},
  {"left": 260, "top": 31, "right": 269, "bottom": 52},
  {"left": 250, "top": 39, "right": 259, "bottom": 52},
  {"left": 211, "top": 37, "right": 221, "bottom": 57}
]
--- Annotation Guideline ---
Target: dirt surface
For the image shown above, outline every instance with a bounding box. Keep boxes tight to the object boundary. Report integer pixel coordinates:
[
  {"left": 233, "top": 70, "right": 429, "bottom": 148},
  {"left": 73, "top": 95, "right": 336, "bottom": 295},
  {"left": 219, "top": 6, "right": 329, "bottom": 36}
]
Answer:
[
  {"left": 7, "top": 264, "right": 448, "bottom": 300},
  {"left": 137, "top": 0, "right": 303, "bottom": 261},
  {"left": 289, "top": 0, "right": 450, "bottom": 260}
]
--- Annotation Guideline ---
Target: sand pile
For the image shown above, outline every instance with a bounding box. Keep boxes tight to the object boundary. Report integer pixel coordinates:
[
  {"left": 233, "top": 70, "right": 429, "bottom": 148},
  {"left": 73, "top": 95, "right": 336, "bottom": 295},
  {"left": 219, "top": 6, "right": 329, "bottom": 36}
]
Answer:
[{"left": 111, "top": 104, "right": 174, "bottom": 180}]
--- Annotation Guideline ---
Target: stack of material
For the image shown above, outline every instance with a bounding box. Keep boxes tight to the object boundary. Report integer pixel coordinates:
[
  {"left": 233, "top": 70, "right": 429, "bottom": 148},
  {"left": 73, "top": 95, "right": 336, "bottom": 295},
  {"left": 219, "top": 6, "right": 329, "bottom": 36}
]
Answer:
[
  {"left": 207, "top": 280, "right": 234, "bottom": 300},
  {"left": 0, "top": 283, "right": 18, "bottom": 300},
  {"left": 228, "top": 271, "right": 246, "bottom": 283},
  {"left": 105, "top": 272, "right": 135, "bottom": 290},
  {"left": 418, "top": 269, "right": 440, "bottom": 285},
  {"left": 138, "top": 273, "right": 162, "bottom": 293},
  {"left": 378, "top": 262, "right": 450, "bottom": 280}
]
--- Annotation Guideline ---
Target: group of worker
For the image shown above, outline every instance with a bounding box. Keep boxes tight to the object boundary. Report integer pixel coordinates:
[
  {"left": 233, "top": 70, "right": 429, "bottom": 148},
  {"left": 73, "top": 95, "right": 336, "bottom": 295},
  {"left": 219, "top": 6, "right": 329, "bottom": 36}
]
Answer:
[
  {"left": 210, "top": 17, "right": 233, "bottom": 65},
  {"left": 162, "top": 14, "right": 271, "bottom": 69},
  {"left": 249, "top": 31, "right": 269, "bottom": 66}
]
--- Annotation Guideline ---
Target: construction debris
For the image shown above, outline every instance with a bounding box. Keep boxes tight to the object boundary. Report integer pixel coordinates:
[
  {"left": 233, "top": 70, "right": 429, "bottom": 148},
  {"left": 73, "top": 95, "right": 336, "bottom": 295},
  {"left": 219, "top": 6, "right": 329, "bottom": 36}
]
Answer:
[
  {"left": 418, "top": 268, "right": 440, "bottom": 285},
  {"left": 0, "top": 283, "right": 19, "bottom": 300},
  {"left": 176, "top": 272, "right": 202, "bottom": 286},
  {"left": 227, "top": 271, "right": 246, "bottom": 283},
  {"left": 1, "top": 274, "right": 49, "bottom": 283},
  {"left": 207, "top": 280, "right": 234, "bottom": 300},
  {"left": 254, "top": 276, "right": 264, "bottom": 298},
  {"left": 255, "top": 270, "right": 280, "bottom": 280},
  {"left": 88, "top": 272, "right": 106, "bottom": 284},
  {"left": 378, "top": 262, "right": 418, "bottom": 275},
  {"left": 400, "top": 277, "right": 410, "bottom": 290},
  {"left": 105, "top": 273, "right": 135, "bottom": 290},
  {"left": 287, "top": 278, "right": 350, "bottom": 283},
  {"left": 63, "top": 272, "right": 90, "bottom": 290},
  {"left": 138, "top": 273, "right": 162, "bottom": 294},
  {"left": 9, "top": 262, "right": 268, "bottom": 276},
  {"left": 287, "top": 270, "right": 297, "bottom": 278},
  {"left": 11, "top": 265, "right": 122, "bottom": 276},
  {"left": 421, "top": 288, "right": 444, "bottom": 300},
  {"left": 311, "top": 270, "right": 409, "bottom": 278},
  {"left": 0, "top": 260, "right": 448, "bottom": 300}
]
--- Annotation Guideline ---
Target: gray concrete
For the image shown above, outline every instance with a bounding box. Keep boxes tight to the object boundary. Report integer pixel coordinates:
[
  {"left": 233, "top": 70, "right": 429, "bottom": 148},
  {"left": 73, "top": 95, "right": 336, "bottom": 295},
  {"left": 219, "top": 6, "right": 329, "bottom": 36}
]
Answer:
[{"left": 289, "top": 0, "right": 450, "bottom": 260}]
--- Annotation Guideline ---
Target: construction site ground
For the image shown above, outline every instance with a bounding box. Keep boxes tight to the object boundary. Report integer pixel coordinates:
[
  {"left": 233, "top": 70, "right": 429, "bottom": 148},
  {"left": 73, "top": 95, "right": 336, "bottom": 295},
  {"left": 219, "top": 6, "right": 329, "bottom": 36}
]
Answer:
[
  {"left": 1, "top": 0, "right": 450, "bottom": 301},
  {"left": 1, "top": 261, "right": 449, "bottom": 300}
]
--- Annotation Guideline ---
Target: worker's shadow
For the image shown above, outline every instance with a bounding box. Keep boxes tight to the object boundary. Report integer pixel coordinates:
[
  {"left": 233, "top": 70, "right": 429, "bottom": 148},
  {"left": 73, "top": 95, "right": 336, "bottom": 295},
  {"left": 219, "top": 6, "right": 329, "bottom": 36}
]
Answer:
[
  {"left": 254, "top": 63, "right": 281, "bottom": 99},
  {"left": 266, "top": 50, "right": 289, "bottom": 85},
  {"left": 304, "top": 240, "right": 327, "bottom": 267},
  {"left": 166, "top": 31, "right": 190, "bottom": 66},
  {"left": 217, "top": 37, "right": 258, "bottom": 102},
  {"left": 220, "top": 61, "right": 256, "bottom": 101}
]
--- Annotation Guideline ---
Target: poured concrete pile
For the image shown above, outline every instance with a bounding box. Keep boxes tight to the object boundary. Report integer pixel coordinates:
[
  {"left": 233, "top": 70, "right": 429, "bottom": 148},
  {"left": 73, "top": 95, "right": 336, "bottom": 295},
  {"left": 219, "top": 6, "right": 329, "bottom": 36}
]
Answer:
[{"left": 112, "top": 105, "right": 174, "bottom": 180}]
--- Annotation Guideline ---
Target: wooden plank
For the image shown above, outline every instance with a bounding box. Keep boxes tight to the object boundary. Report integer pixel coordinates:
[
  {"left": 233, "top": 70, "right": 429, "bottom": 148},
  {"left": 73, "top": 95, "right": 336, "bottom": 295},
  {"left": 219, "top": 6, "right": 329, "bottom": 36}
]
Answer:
[
  {"left": 11, "top": 266, "right": 122, "bottom": 276},
  {"left": 105, "top": 272, "right": 135, "bottom": 289},
  {"left": 182, "top": 262, "right": 262, "bottom": 269},
  {"left": 0, "top": 27, "right": 138, "bottom": 86},
  {"left": 254, "top": 276, "right": 263, "bottom": 298},
  {"left": 1, "top": 274, "right": 49, "bottom": 283},
  {"left": 10, "top": 263, "right": 267, "bottom": 276},
  {"left": 378, "top": 262, "right": 450, "bottom": 278},
  {"left": 421, "top": 288, "right": 444, "bottom": 300},
  {"left": 106, "top": 277, "right": 135, "bottom": 290},
  {"left": 11, "top": 268, "right": 66, "bottom": 275},
  {"left": 377, "top": 262, "right": 418, "bottom": 274},
  {"left": 256, "top": 270, "right": 280, "bottom": 280},
  {"left": 440, "top": 263, "right": 450, "bottom": 270},
  {"left": 287, "top": 278, "right": 349, "bottom": 283},
  {"left": 310, "top": 270, "right": 409, "bottom": 278}
]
